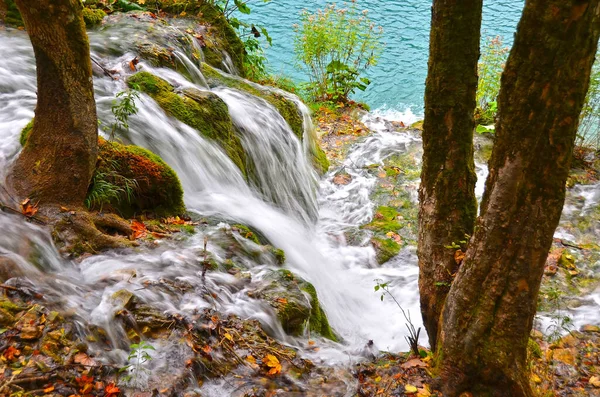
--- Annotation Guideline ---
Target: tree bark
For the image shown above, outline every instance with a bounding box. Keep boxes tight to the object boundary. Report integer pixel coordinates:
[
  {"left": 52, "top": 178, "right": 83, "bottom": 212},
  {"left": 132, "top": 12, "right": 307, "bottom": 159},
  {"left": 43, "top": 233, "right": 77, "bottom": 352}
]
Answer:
[
  {"left": 418, "top": 0, "right": 481, "bottom": 350},
  {"left": 437, "top": 1, "right": 600, "bottom": 396},
  {"left": 8, "top": 0, "right": 97, "bottom": 207}
]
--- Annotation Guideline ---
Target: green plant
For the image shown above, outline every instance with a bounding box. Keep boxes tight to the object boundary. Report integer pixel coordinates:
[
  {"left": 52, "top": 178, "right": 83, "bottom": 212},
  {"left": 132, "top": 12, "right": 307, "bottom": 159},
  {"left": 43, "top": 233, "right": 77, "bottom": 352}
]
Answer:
[
  {"left": 119, "top": 341, "right": 155, "bottom": 387},
  {"left": 207, "top": 0, "right": 272, "bottom": 80},
  {"left": 476, "top": 36, "right": 509, "bottom": 126},
  {"left": 577, "top": 55, "right": 600, "bottom": 149},
  {"left": 375, "top": 279, "right": 422, "bottom": 357},
  {"left": 85, "top": 156, "right": 139, "bottom": 211},
  {"left": 108, "top": 88, "right": 140, "bottom": 141},
  {"left": 294, "top": 1, "right": 383, "bottom": 103},
  {"left": 538, "top": 283, "right": 574, "bottom": 343}
]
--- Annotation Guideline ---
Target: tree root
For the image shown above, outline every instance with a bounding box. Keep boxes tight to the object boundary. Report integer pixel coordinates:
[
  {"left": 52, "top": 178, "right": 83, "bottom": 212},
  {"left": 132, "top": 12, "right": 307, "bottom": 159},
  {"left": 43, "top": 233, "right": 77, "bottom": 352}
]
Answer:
[{"left": 52, "top": 210, "right": 137, "bottom": 257}]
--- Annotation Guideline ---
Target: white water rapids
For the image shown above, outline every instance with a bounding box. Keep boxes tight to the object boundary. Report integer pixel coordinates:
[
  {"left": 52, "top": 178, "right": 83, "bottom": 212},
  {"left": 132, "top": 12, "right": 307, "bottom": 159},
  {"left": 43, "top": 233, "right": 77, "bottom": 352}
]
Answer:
[{"left": 0, "top": 17, "right": 599, "bottom": 394}]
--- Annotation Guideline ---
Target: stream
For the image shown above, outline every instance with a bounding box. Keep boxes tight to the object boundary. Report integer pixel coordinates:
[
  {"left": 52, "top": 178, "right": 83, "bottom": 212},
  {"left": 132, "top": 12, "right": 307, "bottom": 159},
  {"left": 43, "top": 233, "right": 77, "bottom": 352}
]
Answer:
[{"left": 1, "top": 15, "right": 599, "bottom": 395}]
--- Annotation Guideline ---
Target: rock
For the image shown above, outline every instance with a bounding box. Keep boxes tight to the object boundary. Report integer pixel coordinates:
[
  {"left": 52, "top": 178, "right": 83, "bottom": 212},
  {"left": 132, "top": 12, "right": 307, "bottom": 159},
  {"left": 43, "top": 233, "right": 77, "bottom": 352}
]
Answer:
[
  {"left": 254, "top": 269, "right": 337, "bottom": 341},
  {"left": 128, "top": 72, "right": 247, "bottom": 177},
  {"left": 581, "top": 324, "right": 600, "bottom": 333},
  {"left": 549, "top": 348, "right": 577, "bottom": 365},
  {"left": 88, "top": 138, "right": 186, "bottom": 217},
  {"left": 82, "top": 7, "right": 106, "bottom": 27}
]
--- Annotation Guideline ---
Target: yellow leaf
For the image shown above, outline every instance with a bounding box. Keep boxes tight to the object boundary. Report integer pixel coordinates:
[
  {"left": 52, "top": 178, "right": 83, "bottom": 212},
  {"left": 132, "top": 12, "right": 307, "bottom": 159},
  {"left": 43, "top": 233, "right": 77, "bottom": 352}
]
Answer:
[
  {"left": 224, "top": 333, "right": 233, "bottom": 341},
  {"left": 264, "top": 354, "right": 281, "bottom": 375},
  {"left": 138, "top": 0, "right": 146, "bottom": 3},
  {"left": 180, "top": 11, "right": 187, "bottom": 16},
  {"left": 531, "top": 374, "right": 542, "bottom": 384},
  {"left": 374, "top": 376, "right": 382, "bottom": 383},
  {"left": 405, "top": 384, "right": 418, "bottom": 394}
]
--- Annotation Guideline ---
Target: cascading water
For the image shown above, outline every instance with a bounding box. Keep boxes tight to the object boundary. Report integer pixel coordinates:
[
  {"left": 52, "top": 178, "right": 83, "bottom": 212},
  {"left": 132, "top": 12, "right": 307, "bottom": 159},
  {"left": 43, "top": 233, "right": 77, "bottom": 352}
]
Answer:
[{"left": 1, "top": 13, "right": 600, "bottom": 396}]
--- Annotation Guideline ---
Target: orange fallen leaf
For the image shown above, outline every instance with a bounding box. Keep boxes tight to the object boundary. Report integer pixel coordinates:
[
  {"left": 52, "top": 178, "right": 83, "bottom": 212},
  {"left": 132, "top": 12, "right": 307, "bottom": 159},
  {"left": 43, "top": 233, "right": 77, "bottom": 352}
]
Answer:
[
  {"left": 275, "top": 297, "right": 288, "bottom": 305},
  {"left": 131, "top": 220, "right": 147, "bottom": 239},
  {"left": 401, "top": 358, "right": 427, "bottom": 369},
  {"left": 43, "top": 386, "right": 55, "bottom": 393},
  {"left": 454, "top": 249, "right": 466, "bottom": 264},
  {"left": 20, "top": 198, "right": 38, "bottom": 217},
  {"left": 128, "top": 57, "right": 139, "bottom": 71},
  {"left": 104, "top": 383, "right": 120, "bottom": 397},
  {"left": 3, "top": 346, "right": 20, "bottom": 361},
  {"left": 74, "top": 352, "right": 97, "bottom": 367}
]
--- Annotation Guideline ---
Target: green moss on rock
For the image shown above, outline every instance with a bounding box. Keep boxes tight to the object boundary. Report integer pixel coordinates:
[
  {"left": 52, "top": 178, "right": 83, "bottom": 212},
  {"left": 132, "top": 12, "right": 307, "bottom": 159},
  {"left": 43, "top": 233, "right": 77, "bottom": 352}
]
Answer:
[
  {"left": 86, "top": 138, "right": 185, "bottom": 217},
  {"left": 256, "top": 269, "right": 337, "bottom": 341},
  {"left": 371, "top": 237, "right": 401, "bottom": 265},
  {"left": 201, "top": 63, "right": 330, "bottom": 175},
  {"left": 128, "top": 72, "right": 247, "bottom": 176},
  {"left": 82, "top": 7, "right": 106, "bottom": 27}
]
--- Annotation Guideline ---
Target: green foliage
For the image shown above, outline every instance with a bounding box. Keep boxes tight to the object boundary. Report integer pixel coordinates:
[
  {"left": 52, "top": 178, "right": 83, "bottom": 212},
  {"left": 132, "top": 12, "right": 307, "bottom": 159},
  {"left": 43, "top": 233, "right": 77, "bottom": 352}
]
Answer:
[
  {"left": 19, "top": 119, "right": 33, "bottom": 147},
  {"left": 374, "top": 279, "right": 421, "bottom": 357},
  {"left": 85, "top": 157, "right": 138, "bottom": 212},
  {"left": 294, "top": 1, "right": 383, "bottom": 102},
  {"left": 107, "top": 88, "right": 140, "bottom": 141},
  {"left": 205, "top": 0, "right": 272, "bottom": 80},
  {"left": 476, "top": 36, "right": 509, "bottom": 127},
  {"left": 578, "top": 55, "right": 600, "bottom": 149},
  {"left": 538, "top": 283, "right": 574, "bottom": 343},
  {"left": 119, "top": 341, "right": 155, "bottom": 386}
]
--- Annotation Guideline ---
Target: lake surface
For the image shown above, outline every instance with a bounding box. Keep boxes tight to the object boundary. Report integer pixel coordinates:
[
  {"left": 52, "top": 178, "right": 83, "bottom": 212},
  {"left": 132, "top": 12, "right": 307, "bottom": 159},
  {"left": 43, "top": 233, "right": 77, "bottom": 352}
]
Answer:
[{"left": 246, "top": 0, "right": 525, "bottom": 114}]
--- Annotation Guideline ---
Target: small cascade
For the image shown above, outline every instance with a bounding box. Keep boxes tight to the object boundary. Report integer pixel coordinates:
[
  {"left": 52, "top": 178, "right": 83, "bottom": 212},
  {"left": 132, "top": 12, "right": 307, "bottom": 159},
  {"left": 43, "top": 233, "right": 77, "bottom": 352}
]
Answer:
[{"left": 0, "top": 14, "right": 599, "bottom": 395}]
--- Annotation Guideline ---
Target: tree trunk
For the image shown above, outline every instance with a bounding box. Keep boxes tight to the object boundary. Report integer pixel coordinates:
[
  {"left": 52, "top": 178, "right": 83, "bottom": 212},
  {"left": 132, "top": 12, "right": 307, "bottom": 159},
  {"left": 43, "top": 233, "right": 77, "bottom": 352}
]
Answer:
[
  {"left": 437, "top": 1, "right": 600, "bottom": 396},
  {"left": 418, "top": 0, "right": 481, "bottom": 350},
  {"left": 8, "top": 0, "right": 97, "bottom": 207}
]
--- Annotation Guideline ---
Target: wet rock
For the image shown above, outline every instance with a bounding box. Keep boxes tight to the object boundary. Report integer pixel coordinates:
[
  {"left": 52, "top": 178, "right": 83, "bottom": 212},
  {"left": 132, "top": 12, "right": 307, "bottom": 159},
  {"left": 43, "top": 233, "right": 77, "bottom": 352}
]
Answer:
[
  {"left": 253, "top": 269, "right": 337, "bottom": 341},
  {"left": 581, "top": 324, "right": 600, "bottom": 333}
]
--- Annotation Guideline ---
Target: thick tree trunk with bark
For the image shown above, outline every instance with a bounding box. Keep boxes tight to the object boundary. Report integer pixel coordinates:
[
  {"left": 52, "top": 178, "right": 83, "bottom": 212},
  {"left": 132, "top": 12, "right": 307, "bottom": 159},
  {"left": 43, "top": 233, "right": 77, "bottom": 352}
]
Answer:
[
  {"left": 8, "top": 0, "right": 97, "bottom": 207},
  {"left": 418, "top": 0, "right": 481, "bottom": 350},
  {"left": 437, "top": 1, "right": 600, "bottom": 396}
]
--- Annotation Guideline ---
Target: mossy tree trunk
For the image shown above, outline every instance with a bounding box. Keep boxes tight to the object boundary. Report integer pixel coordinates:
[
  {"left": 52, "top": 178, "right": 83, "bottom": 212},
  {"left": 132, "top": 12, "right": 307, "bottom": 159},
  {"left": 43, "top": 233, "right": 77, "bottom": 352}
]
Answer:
[
  {"left": 436, "top": 1, "right": 600, "bottom": 396},
  {"left": 9, "top": 0, "right": 97, "bottom": 207},
  {"left": 418, "top": 0, "right": 481, "bottom": 350}
]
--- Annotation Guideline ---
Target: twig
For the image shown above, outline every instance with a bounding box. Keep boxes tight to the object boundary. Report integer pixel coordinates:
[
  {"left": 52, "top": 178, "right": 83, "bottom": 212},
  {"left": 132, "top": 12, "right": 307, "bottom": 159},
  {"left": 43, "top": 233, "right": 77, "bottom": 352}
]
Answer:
[
  {"left": 0, "top": 202, "right": 46, "bottom": 225},
  {"left": 559, "top": 239, "right": 584, "bottom": 250},
  {"left": 91, "top": 57, "right": 113, "bottom": 78}
]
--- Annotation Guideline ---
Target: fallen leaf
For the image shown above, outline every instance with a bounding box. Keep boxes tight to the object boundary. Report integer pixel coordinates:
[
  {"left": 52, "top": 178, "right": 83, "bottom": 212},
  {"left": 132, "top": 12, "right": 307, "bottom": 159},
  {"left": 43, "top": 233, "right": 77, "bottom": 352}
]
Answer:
[
  {"left": 3, "top": 346, "right": 21, "bottom": 361},
  {"left": 264, "top": 354, "right": 281, "bottom": 375},
  {"left": 275, "top": 297, "right": 288, "bottom": 305},
  {"left": 224, "top": 332, "right": 233, "bottom": 341},
  {"left": 590, "top": 376, "right": 600, "bottom": 388},
  {"left": 401, "top": 358, "right": 427, "bottom": 369},
  {"left": 129, "top": 57, "right": 139, "bottom": 71},
  {"left": 405, "top": 384, "right": 418, "bottom": 394},
  {"left": 131, "top": 220, "right": 147, "bottom": 239},
  {"left": 333, "top": 173, "right": 352, "bottom": 185},
  {"left": 454, "top": 249, "right": 466, "bottom": 264},
  {"left": 43, "top": 386, "right": 55, "bottom": 393},
  {"left": 74, "top": 352, "right": 97, "bottom": 367},
  {"left": 20, "top": 198, "right": 38, "bottom": 217},
  {"left": 105, "top": 383, "right": 120, "bottom": 397}
]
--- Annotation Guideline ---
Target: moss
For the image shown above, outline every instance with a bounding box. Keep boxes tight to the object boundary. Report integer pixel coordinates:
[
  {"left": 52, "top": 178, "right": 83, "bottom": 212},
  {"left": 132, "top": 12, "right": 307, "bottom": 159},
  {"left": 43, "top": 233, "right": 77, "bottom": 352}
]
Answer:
[
  {"left": 128, "top": 72, "right": 247, "bottom": 176},
  {"left": 81, "top": 7, "right": 106, "bottom": 27},
  {"left": 20, "top": 119, "right": 33, "bottom": 146},
  {"left": 300, "top": 282, "right": 337, "bottom": 341},
  {"left": 410, "top": 120, "right": 424, "bottom": 131},
  {"left": 371, "top": 237, "right": 401, "bottom": 265},
  {"left": 259, "top": 269, "right": 337, "bottom": 341},
  {"left": 269, "top": 246, "right": 286, "bottom": 266},
  {"left": 363, "top": 206, "right": 402, "bottom": 234},
  {"left": 86, "top": 138, "right": 185, "bottom": 217},
  {"left": 232, "top": 224, "right": 261, "bottom": 244},
  {"left": 201, "top": 63, "right": 330, "bottom": 174}
]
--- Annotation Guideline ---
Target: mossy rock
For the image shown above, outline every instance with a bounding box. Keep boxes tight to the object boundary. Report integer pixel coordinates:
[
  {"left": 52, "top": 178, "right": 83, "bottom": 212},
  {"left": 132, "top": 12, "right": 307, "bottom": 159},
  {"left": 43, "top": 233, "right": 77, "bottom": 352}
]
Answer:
[
  {"left": 255, "top": 269, "right": 337, "bottom": 341},
  {"left": 363, "top": 206, "right": 402, "bottom": 235},
  {"left": 87, "top": 138, "right": 185, "bottom": 217},
  {"left": 201, "top": 63, "right": 330, "bottom": 175},
  {"left": 128, "top": 72, "right": 247, "bottom": 177},
  {"left": 371, "top": 237, "right": 401, "bottom": 265},
  {"left": 82, "top": 7, "right": 106, "bottom": 27}
]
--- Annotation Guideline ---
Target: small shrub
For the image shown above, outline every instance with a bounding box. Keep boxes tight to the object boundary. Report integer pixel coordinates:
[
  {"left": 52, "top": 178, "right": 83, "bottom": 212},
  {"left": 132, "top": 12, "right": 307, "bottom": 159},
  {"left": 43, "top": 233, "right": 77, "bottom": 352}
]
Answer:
[
  {"left": 476, "top": 36, "right": 509, "bottom": 127},
  {"left": 294, "top": 1, "right": 383, "bottom": 103}
]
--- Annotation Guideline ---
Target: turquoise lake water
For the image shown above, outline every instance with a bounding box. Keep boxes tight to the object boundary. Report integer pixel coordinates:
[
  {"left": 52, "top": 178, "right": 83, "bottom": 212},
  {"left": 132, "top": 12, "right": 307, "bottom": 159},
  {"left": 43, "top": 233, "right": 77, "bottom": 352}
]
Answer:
[{"left": 245, "top": 0, "right": 525, "bottom": 114}]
